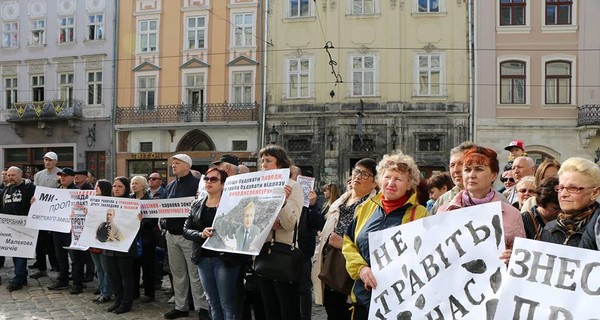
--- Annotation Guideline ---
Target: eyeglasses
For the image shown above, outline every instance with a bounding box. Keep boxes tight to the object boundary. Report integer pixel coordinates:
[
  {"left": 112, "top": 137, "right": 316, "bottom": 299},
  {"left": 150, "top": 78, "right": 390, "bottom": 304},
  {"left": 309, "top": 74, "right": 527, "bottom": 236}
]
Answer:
[
  {"left": 518, "top": 188, "right": 536, "bottom": 194},
  {"left": 148, "top": 177, "right": 160, "bottom": 181},
  {"left": 500, "top": 177, "right": 515, "bottom": 183},
  {"left": 554, "top": 185, "right": 595, "bottom": 194},
  {"left": 203, "top": 176, "right": 220, "bottom": 183},
  {"left": 352, "top": 168, "right": 374, "bottom": 180}
]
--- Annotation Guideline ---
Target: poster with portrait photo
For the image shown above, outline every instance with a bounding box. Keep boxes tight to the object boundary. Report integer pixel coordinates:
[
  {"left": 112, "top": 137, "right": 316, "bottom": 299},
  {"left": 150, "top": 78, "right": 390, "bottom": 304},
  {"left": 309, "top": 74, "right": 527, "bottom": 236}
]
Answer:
[
  {"left": 296, "top": 175, "right": 315, "bottom": 207},
  {"left": 202, "top": 169, "right": 290, "bottom": 255},
  {"left": 77, "top": 196, "right": 141, "bottom": 253},
  {"left": 65, "top": 199, "right": 90, "bottom": 251}
]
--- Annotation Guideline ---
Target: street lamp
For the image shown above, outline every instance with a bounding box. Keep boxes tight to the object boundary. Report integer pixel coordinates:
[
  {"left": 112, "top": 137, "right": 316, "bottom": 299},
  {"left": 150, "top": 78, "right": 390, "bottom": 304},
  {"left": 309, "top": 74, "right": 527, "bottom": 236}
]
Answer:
[
  {"left": 595, "top": 148, "right": 600, "bottom": 163},
  {"left": 86, "top": 124, "right": 96, "bottom": 147},
  {"left": 391, "top": 128, "right": 398, "bottom": 150},
  {"left": 327, "top": 129, "right": 334, "bottom": 151},
  {"left": 268, "top": 125, "right": 279, "bottom": 145}
]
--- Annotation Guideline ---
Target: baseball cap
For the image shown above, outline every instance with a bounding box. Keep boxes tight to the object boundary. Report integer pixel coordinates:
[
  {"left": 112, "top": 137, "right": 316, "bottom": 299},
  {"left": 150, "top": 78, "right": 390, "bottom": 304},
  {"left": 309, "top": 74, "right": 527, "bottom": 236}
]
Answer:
[
  {"left": 213, "top": 154, "right": 239, "bottom": 166},
  {"left": 57, "top": 168, "right": 76, "bottom": 176},
  {"left": 504, "top": 140, "right": 525, "bottom": 151},
  {"left": 43, "top": 152, "right": 58, "bottom": 161},
  {"left": 74, "top": 170, "right": 88, "bottom": 175},
  {"left": 172, "top": 154, "right": 193, "bottom": 167}
]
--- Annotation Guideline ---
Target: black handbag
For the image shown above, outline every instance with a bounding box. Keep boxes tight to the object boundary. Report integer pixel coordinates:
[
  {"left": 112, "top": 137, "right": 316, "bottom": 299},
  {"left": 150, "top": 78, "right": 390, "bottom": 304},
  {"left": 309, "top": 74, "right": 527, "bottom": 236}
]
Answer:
[
  {"left": 254, "top": 224, "right": 304, "bottom": 283},
  {"left": 318, "top": 247, "right": 353, "bottom": 295}
]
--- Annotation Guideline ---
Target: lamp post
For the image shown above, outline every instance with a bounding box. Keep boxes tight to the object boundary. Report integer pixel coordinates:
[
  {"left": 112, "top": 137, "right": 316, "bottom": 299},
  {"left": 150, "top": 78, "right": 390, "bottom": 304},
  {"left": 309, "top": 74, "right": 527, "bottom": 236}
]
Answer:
[
  {"left": 86, "top": 124, "right": 96, "bottom": 147},
  {"left": 391, "top": 129, "right": 398, "bottom": 150},
  {"left": 327, "top": 130, "right": 334, "bottom": 151},
  {"left": 595, "top": 148, "right": 600, "bottom": 163},
  {"left": 268, "top": 125, "right": 279, "bottom": 145}
]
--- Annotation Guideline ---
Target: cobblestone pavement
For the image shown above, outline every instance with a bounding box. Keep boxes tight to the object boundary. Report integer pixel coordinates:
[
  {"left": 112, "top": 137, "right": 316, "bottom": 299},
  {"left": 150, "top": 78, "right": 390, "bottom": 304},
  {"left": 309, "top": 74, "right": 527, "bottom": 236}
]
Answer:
[{"left": 0, "top": 261, "right": 326, "bottom": 320}]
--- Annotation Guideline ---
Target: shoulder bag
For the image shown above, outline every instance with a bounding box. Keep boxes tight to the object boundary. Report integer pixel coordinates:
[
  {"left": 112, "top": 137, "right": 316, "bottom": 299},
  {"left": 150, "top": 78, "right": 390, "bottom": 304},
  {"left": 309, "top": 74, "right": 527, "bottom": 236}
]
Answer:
[
  {"left": 318, "top": 246, "right": 353, "bottom": 295},
  {"left": 254, "top": 223, "right": 304, "bottom": 283}
]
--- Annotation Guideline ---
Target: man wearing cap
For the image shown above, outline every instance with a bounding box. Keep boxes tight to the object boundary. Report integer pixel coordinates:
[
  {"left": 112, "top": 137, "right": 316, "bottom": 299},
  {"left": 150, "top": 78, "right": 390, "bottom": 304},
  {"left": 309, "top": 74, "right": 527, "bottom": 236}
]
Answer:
[
  {"left": 213, "top": 154, "right": 240, "bottom": 177},
  {"left": 74, "top": 170, "right": 94, "bottom": 190},
  {"left": 162, "top": 154, "right": 209, "bottom": 320},
  {"left": 30, "top": 152, "right": 62, "bottom": 278}
]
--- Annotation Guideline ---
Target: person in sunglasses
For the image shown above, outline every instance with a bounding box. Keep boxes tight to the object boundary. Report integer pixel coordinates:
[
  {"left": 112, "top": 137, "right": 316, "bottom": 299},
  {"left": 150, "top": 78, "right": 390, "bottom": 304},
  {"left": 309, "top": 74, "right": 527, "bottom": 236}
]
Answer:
[
  {"left": 148, "top": 173, "right": 166, "bottom": 199},
  {"left": 541, "top": 157, "right": 600, "bottom": 247}
]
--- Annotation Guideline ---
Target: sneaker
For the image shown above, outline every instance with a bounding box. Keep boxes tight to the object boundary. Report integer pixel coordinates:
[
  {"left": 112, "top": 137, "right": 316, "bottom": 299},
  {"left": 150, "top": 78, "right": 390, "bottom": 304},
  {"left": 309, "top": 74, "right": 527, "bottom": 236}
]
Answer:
[
  {"left": 163, "top": 309, "right": 189, "bottom": 319},
  {"left": 29, "top": 271, "right": 48, "bottom": 279},
  {"left": 69, "top": 286, "right": 83, "bottom": 294},
  {"left": 7, "top": 282, "right": 23, "bottom": 292},
  {"left": 198, "top": 308, "right": 210, "bottom": 320},
  {"left": 47, "top": 282, "right": 70, "bottom": 290},
  {"left": 95, "top": 296, "right": 112, "bottom": 304}
]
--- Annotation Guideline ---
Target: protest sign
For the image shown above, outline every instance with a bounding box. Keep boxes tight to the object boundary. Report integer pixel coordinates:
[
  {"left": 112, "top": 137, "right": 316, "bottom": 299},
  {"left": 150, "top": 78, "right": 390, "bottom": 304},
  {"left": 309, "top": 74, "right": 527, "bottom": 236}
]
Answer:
[
  {"left": 139, "top": 197, "right": 194, "bottom": 218},
  {"left": 197, "top": 174, "right": 207, "bottom": 199},
  {"left": 66, "top": 200, "right": 90, "bottom": 251},
  {"left": 0, "top": 213, "right": 39, "bottom": 258},
  {"left": 202, "top": 169, "right": 289, "bottom": 255},
  {"left": 77, "top": 196, "right": 141, "bottom": 253},
  {"left": 296, "top": 175, "right": 315, "bottom": 207},
  {"left": 494, "top": 237, "right": 600, "bottom": 320},
  {"left": 368, "top": 202, "right": 505, "bottom": 320},
  {"left": 26, "top": 187, "right": 95, "bottom": 233}
]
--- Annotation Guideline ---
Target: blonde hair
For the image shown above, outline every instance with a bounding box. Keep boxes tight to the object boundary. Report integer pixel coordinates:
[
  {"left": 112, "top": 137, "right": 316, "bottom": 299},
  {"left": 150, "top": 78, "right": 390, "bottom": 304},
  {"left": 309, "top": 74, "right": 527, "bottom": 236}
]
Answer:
[
  {"left": 558, "top": 157, "right": 600, "bottom": 187},
  {"left": 515, "top": 176, "right": 536, "bottom": 190},
  {"left": 376, "top": 151, "right": 421, "bottom": 191},
  {"left": 130, "top": 175, "right": 149, "bottom": 192}
]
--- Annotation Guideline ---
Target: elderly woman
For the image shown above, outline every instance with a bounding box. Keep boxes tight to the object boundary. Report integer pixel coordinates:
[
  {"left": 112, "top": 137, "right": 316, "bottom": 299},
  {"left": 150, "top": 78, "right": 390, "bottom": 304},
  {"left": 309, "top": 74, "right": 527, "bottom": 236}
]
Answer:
[
  {"left": 255, "top": 145, "right": 304, "bottom": 320},
  {"left": 312, "top": 158, "right": 378, "bottom": 320},
  {"left": 342, "top": 152, "right": 428, "bottom": 320},
  {"left": 438, "top": 146, "right": 525, "bottom": 260},
  {"left": 514, "top": 176, "right": 537, "bottom": 210},
  {"left": 541, "top": 157, "right": 600, "bottom": 247},
  {"left": 522, "top": 176, "right": 560, "bottom": 240}
]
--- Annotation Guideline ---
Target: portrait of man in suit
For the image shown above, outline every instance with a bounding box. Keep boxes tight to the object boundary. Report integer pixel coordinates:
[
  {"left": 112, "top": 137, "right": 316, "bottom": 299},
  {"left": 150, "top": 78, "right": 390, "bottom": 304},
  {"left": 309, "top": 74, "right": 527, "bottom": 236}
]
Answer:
[
  {"left": 96, "top": 208, "right": 124, "bottom": 243},
  {"left": 235, "top": 202, "right": 260, "bottom": 251}
]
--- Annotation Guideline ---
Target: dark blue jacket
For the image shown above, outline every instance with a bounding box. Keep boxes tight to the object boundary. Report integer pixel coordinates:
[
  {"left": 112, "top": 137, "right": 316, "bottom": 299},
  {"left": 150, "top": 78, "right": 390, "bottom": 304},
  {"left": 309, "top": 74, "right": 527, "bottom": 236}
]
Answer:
[{"left": 163, "top": 172, "right": 199, "bottom": 235}]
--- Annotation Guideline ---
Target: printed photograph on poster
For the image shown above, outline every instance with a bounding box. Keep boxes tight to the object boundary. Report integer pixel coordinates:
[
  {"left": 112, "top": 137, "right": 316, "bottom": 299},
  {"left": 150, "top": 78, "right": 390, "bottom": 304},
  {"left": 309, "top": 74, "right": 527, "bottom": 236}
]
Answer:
[
  {"left": 65, "top": 200, "right": 90, "bottom": 251},
  {"left": 296, "top": 175, "right": 315, "bottom": 207},
  {"left": 26, "top": 186, "right": 95, "bottom": 233},
  {"left": 77, "top": 196, "right": 141, "bottom": 253},
  {"left": 0, "top": 214, "right": 39, "bottom": 258},
  {"left": 202, "top": 169, "right": 290, "bottom": 255},
  {"left": 139, "top": 197, "right": 194, "bottom": 218}
]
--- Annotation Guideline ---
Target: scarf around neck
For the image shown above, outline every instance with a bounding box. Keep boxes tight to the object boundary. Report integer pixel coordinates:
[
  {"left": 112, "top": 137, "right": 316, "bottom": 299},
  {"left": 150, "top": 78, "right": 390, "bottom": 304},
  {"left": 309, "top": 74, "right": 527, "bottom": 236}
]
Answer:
[
  {"left": 381, "top": 193, "right": 409, "bottom": 215},
  {"left": 557, "top": 203, "right": 596, "bottom": 243},
  {"left": 461, "top": 189, "right": 496, "bottom": 207}
]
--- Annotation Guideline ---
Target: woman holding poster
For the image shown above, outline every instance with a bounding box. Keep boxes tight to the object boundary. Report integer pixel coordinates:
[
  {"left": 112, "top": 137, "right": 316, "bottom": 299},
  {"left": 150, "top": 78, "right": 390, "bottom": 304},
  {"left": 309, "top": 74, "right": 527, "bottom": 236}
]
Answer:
[
  {"left": 183, "top": 167, "right": 242, "bottom": 320},
  {"left": 256, "top": 145, "right": 304, "bottom": 320},
  {"left": 90, "top": 179, "right": 114, "bottom": 304},
  {"left": 342, "top": 152, "right": 428, "bottom": 320}
]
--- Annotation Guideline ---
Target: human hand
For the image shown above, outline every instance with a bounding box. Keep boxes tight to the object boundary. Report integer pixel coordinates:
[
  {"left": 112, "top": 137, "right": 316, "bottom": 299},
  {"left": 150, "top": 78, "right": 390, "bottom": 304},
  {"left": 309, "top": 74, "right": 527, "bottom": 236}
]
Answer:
[
  {"left": 499, "top": 248, "right": 512, "bottom": 266},
  {"left": 359, "top": 266, "right": 377, "bottom": 291},
  {"left": 202, "top": 227, "right": 214, "bottom": 239},
  {"left": 272, "top": 217, "right": 282, "bottom": 230},
  {"left": 328, "top": 232, "right": 343, "bottom": 249},
  {"left": 308, "top": 190, "right": 317, "bottom": 206},
  {"left": 30, "top": 196, "right": 36, "bottom": 204},
  {"left": 284, "top": 185, "right": 292, "bottom": 200}
]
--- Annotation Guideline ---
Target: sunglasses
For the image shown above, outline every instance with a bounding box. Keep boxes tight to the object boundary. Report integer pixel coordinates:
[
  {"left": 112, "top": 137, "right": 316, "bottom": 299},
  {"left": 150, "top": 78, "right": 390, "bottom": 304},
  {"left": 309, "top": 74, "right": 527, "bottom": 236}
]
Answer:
[
  {"left": 148, "top": 177, "right": 160, "bottom": 181},
  {"left": 500, "top": 177, "right": 515, "bottom": 183},
  {"left": 203, "top": 176, "right": 220, "bottom": 183}
]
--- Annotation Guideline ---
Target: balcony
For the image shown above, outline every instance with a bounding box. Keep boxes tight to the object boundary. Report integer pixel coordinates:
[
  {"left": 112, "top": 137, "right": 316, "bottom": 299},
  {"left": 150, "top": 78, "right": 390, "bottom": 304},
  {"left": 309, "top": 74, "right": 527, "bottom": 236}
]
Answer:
[
  {"left": 115, "top": 102, "right": 259, "bottom": 125},
  {"left": 6, "top": 100, "right": 83, "bottom": 123},
  {"left": 577, "top": 104, "right": 600, "bottom": 127}
]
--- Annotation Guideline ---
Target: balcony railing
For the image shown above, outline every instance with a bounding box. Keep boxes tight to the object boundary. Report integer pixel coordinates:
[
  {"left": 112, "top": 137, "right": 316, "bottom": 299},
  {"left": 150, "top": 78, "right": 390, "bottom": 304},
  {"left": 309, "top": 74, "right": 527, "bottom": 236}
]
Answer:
[
  {"left": 6, "top": 100, "right": 82, "bottom": 123},
  {"left": 115, "top": 102, "right": 259, "bottom": 125},
  {"left": 577, "top": 104, "right": 600, "bottom": 127}
]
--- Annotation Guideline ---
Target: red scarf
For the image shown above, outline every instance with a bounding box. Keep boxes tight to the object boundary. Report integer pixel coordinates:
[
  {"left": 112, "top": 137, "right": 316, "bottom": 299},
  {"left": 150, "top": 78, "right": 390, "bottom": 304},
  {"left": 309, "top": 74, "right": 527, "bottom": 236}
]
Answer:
[{"left": 381, "top": 194, "right": 409, "bottom": 215}]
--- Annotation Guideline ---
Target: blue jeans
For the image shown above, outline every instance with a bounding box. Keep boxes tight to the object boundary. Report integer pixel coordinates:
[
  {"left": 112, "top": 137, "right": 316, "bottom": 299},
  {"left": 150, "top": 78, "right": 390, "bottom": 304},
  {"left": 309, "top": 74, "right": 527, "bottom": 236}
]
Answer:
[
  {"left": 197, "top": 257, "right": 241, "bottom": 320},
  {"left": 91, "top": 252, "right": 112, "bottom": 297},
  {"left": 12, "top": 257, "right": 28, "bottom": 285}
]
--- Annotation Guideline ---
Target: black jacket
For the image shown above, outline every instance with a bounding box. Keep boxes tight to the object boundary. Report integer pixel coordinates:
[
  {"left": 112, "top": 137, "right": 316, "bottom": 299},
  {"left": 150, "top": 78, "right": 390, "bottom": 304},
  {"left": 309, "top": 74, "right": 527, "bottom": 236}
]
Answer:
[
  {"left": 1, "top": 180, "right": 35, "bottom": 216},
  {"left": 297, "top": 202, "right": 323, "bottom": 260},
  {"left": 541, "top": 206, "right": 600, "bottom": 247},
  {"left": 163, "top": 172, "right": 199, "bottom": 235},
  {"left": 579, "top": 209, "right": 600, "bottom": 250}
]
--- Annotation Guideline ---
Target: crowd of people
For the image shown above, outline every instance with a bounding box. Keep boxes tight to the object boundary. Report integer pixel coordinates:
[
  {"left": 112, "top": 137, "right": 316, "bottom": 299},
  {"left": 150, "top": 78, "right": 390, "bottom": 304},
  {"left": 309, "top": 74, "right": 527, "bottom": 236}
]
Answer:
[{"left": 0, "top": 139, "right": 600, "bottom": 320}]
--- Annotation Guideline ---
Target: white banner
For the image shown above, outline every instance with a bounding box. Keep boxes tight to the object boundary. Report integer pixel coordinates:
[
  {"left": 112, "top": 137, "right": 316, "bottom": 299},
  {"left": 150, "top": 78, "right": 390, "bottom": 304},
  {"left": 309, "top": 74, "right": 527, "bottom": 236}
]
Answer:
[
  {"left": 202, "top": 169, "right": 289, "bottom": 255},
  {"left": 368, "top": 202, "right": 505, "bottom": 319},
  {"left": 77, "top": 196, "right": 141, "bottom": 253},
  {"left": 66, "top": 200, "right": 90, "bottom": 251},
  {"left": 26, "top": 187, "right": 95, "bottom": 233},
  {"left": 296, "top": 175, "right": 315, "bottom": 207},
  {"left": 494, "top": 237, "right": 600, "bottom": 320},
  {"left": 139, "top": 197, "right": 194, "bottom": 218},
  {"left": 0, "top": 214, "right": 39, "bottom": 258}
]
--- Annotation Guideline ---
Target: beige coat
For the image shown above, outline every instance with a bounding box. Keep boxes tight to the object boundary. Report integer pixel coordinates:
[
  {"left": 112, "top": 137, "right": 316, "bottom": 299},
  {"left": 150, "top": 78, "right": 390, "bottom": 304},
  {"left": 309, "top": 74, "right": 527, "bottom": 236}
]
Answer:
[{"left": 263, "top": 179, "right": 304, "bottom": 245}]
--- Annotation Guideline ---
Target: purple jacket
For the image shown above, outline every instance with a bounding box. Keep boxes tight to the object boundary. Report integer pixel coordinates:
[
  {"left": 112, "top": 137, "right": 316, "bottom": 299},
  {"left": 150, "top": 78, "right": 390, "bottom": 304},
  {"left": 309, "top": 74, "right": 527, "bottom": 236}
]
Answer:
[{"left": 438, "top": 189, "right": 525, "bottom": 249}]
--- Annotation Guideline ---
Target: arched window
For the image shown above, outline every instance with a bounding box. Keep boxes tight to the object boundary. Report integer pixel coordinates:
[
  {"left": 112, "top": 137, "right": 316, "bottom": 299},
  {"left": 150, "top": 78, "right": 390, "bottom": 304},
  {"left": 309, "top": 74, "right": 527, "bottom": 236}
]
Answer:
[{"left": 176, "top": 129, "right": 215, "bottom": 151}]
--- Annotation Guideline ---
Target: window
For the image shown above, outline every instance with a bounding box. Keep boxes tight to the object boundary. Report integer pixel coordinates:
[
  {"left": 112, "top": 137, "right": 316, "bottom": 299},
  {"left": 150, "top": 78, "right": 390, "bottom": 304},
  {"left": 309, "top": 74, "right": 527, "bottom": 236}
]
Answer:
[
  {"left": 232, "top": 71, "right": 253, "bottom": 103},
  {"left": 139, "top": 142, "right": 153, "bottom": 152},
  {"left": 30, "top": 19, "right": 45, "bottom": 46},
  {"left": 139, "top": 20, "right": 158, "bottom": 52},
  {"left": 32, "top": 75, "right": 45, "bottom": 102},
  {"left": 4, "top": 77, "right": 17, "bottom": 109},
  {"left": 500, "top": 0, "right": 526, "bottom": 26},
  {"left": 87, "top": 71, "right": 102, "bottom": 105},
  {"left": 418, "top": 0, "right": 440, "bottom": 13},
  {"left": 138, "top": 76, "right": 156, "bottom": 109},
  {"left": 233, "top": 14, "right": 253, "bottom": 47},
  {"left": 186, "top": 16, "right": 206, "bottom": 49},
  {"left": 545, "top": 0, "right": 572, "bottom": 25},
  {"left": 287, "top": 58, "right": 311, "bottom": 98},
  {"left": 352, "top": 0, "right": 375, "bottom": 15},
  {"left": 289, "top": 0, "right": 310, "bottom": 17},
  {"left": 232, "top": 140, "right": 248, "bottom": 151},
  {"left": 500, "top": 61, "right": 526, "bottom": 104},
  {"left": 185, "top": 73, "right": 204, "bottom": 107},
  {"left": 58, "top": 17, "right": 75, "bottom": 43},
  {"left": 88, "top": 14, "right": 104, "bottom": 40},
  {"left": 417, "top": 54, "right": 442, "bottom": 96},
  {"left": 58, "top": 73, "right": 74, "bottom": 103},
  {"left": 351, "top": 55, "right": 376, "bottom": 96},
  {"left": 545, "top": 61, "right": 571, "bottom": 104},
  {"left": 3, "top": 22, "right": 18, "bottom": 48},
  {"left": 86, "top": 151, "right": 106, "bottom": 180}
]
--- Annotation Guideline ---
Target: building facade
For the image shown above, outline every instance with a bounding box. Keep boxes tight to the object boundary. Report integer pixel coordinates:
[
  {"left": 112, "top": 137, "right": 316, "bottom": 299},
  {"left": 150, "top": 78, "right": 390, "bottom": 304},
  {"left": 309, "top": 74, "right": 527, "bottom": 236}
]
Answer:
[
  {"left": 115, "top": 0, "right": 264, "bottom": 179},
  {"left": 0, "top": 0, "right": 115, "bottom": 179},
  {"left": 266, "top": 0, "right": 470, "bottom": 185}
]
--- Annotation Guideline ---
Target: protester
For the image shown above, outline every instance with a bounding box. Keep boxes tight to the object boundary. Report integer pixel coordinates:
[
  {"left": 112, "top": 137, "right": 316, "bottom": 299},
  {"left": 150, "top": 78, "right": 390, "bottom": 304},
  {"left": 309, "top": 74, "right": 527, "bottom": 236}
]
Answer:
[
  {"left": 425, "top": 172, "right": 453, "bottom": 213},
  {"left": 342, "top": 153, "right": 428, "bottom": 320},
  {"left": 313, "top": 158, "right": 378, "bottom": 320},
  {"left": 521, "top": 158, "right": 561, "bottom": 213},
  {"left": 541, "top": 157, "right": 600, "bottom": 247},
  {"left": 74, "top": 170, "right": 94, "bottom": 190},
  {"left": 256, "top": 145, "right": 304, "bottom": 320},
  {"left": 213, "top": 154, "right": 240, "bottom": 177},
  {"left": 498, "top": 170, "right": 516, "bottom": 193},
  {"left": 0, "top": 166, "right": 36, "bottom": 291},
  {"left": 90, "top": 179, "right": 113, "bottom": 304},
  {"left": 148, "top": 172, "right": 166, "bottom": 199},
  {"left": 514, "top": 176, "right": 537, "bottom": 210},
  {"left": 521, "top": 177, "right": 560, "bottom": 240},
  {"left": 321, "top": 182, "right": 341, "bottom": 218},
  {"left": 503, "top": 156, "right": 536, "bottom": 205},
  {"left": 430, "top": 142, "right": 476, "bottom": 214},
  {"left": 183, "top": 167, "right": 244, "bottom": 320}
]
